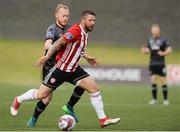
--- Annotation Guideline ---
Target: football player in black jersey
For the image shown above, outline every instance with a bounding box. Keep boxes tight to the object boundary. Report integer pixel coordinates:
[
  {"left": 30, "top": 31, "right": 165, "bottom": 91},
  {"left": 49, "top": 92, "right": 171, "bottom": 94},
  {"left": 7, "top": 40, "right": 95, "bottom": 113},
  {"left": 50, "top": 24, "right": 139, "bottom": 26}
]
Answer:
[
  {"left": 141, "top": 24, "right": 172, "bottom": 105},
  {"left": 27, "top": 4, "right": 84, "bottom": 127}
]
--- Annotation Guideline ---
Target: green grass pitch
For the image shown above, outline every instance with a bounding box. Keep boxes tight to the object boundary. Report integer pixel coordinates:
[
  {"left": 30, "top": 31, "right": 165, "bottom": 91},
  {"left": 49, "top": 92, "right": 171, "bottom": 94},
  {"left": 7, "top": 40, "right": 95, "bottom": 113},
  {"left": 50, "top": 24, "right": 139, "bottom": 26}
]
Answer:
[{"left": 0, "top": 83, "right": 180, "bottom": 131}]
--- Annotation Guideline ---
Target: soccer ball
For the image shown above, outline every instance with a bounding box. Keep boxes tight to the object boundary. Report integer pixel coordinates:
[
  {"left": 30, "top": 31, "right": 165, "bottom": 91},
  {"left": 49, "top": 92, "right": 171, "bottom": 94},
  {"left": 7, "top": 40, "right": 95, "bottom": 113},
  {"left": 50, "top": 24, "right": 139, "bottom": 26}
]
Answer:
[{"left": 58, "top": 115, "right": 76, "bottom": 131}]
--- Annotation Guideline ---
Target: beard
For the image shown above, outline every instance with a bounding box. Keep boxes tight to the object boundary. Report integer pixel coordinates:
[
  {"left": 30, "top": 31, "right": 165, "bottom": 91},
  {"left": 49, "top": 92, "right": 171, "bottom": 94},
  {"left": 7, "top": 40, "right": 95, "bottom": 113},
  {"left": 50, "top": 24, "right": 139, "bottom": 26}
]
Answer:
[{"left": 85, "top": 25, "right": 94, "bottom": 32}]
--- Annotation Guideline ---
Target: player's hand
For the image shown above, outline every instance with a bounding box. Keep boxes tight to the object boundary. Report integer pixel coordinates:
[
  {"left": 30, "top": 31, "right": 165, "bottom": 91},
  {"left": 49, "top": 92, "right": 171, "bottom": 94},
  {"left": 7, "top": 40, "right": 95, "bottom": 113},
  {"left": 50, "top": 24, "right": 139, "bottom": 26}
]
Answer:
[
  {"left": 141, "top": 46, "right": 150, "bottom": 54},
  {"left": 36, "top": 56, "right": 49, "bottom": 67},
  {"left": 86, "top": 56, "right": 99, "bottom": 67},
  {"left": 157, "top": 51, "right": 165, "bottom": 56}
]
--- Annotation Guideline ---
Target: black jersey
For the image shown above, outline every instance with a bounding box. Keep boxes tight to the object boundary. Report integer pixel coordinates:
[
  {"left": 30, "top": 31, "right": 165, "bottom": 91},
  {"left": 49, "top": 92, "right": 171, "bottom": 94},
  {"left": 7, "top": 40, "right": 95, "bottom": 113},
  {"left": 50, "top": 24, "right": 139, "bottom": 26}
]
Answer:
[
  {"left": 147, "top": 36, "right": 170, "bottom": 66},
  {"left": 42, "top": 23, "right": 71, "bottom": 79},
  {"left": 44, "top": 23, "right": 71, "bottom": 66}
]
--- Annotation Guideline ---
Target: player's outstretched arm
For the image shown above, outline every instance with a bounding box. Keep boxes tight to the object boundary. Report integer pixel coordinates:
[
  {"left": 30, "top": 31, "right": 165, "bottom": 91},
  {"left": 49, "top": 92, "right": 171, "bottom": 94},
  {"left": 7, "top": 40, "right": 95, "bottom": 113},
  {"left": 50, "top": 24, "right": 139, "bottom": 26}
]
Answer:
[
  {"left": 165, "top": 46, "right": 172, "bottom": 55},
  {"left": 83, "top": 52, "right": 100, "bottom": 67},
  {"left": 44, "top": 39, "right": 53, "bottom": 50},
  {"left": 36, "top": 36, "right": 67, "bottom": 66}
]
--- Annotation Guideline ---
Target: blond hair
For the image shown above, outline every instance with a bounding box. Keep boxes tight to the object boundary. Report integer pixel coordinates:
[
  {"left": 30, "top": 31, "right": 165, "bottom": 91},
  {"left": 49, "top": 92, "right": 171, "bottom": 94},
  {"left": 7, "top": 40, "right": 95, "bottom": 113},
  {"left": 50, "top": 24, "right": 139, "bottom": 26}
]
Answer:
[
  {"left": 151, "top": 23, "right": 160, "bottom": 28},
  {"left": 55, "top": 4, "right": 68, "bottom": 13}
]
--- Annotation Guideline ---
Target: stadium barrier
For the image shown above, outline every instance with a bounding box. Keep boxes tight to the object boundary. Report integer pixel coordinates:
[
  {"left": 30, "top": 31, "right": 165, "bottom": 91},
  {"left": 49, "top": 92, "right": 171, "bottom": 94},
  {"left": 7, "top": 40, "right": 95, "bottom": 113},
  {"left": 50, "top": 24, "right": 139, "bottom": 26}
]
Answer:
[
  {"left": 82, "top": 65, "right": 150, "bottom": 84},
  {"left": 82, "top": 65, "right": 180, "bottom": 85},
  {"left": 167, "top": 65, "right": 180, "bottom": 85}
]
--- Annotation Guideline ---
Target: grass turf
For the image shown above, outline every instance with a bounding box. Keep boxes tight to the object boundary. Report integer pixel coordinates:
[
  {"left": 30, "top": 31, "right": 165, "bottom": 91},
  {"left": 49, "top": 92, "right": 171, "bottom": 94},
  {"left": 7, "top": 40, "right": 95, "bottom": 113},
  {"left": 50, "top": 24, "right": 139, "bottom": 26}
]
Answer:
[
  {"left": 0, "top": 40, "right": 180, "bottom": 131},
  {"left": 0, "top": 83, "right": 180, "bottom": 131}
]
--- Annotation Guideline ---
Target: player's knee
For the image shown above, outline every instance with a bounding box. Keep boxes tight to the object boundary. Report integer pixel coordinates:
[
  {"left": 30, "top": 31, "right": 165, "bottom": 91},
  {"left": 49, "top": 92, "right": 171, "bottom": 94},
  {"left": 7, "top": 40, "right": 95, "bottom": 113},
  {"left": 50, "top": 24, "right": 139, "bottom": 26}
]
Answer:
[
  {"left": 36, "top": 91, "right": 49, "bottom": 99},
  {"left": 78, "top": 76, "right": 100, "bottom": 93},
  {"left": 88, "top": 83, "right": 99, "bottom": 93}
]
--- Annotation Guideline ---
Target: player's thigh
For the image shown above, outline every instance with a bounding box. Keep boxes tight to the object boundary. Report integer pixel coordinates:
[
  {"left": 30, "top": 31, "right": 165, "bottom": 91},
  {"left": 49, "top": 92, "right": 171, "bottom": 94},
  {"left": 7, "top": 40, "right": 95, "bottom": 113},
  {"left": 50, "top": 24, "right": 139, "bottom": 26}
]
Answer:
[
  {"left": 156, "top": 65, "right": 166, "bottom": 85},
  {"left": 68, "top": 66, "right": 98, "bottom": 93},
  {"left": 37, "top": 83, "right": 53, "bottom": 99},
  {"left": 159, "top": 76, "right": 167, "bottom": 85},
  {"left": 150, "top": 74, "right": 158, "bottom": 84},
  {"left": 79, "top": 76, "right": 99, "bottom": 93}
]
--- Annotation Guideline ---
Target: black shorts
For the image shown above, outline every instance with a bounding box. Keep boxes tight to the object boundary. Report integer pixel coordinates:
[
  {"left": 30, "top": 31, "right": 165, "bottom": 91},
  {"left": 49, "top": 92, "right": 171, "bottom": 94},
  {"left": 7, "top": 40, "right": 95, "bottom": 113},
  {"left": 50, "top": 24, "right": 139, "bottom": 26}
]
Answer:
[
  {"left": 42, "top": 65, "right": 89, "bottom": 90},
  {"left": 149, "top": 64, "right": 166, "bottom": 76},
  {"left": 42, "top": 61, "right": 55, "bottom": 80}
]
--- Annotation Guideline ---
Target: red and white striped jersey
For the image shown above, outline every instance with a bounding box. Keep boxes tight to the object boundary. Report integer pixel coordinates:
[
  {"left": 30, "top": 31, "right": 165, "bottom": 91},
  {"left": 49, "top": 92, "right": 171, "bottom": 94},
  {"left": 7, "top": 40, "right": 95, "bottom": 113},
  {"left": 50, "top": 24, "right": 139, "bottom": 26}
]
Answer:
[{"left": 55, "top": 24, "right": 88, "bottom": 72}]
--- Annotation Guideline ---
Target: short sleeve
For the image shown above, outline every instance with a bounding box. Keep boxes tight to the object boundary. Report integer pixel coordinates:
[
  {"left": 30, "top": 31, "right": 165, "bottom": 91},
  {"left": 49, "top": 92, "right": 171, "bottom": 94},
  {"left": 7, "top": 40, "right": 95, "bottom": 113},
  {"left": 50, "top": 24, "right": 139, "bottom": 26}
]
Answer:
[
  {"left": 165, "top": 39, "right": 170, "bottom": 47},
  {"left": 45, "top": 26, "right": 55, "bottom": 41},
  {"left": 63, "top": 25, "right": 80, "bottom": 43}
]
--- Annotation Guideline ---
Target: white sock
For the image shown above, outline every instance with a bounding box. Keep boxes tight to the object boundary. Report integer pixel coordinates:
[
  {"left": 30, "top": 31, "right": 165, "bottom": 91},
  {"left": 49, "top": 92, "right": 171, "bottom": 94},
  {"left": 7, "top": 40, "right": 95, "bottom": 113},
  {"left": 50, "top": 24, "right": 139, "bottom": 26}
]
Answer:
[
  {"left": 90, "top": 91, "right": 106, "bottom": 119},
  {"left": 17, "top": 89, "right": 38, "bottom": 103}
]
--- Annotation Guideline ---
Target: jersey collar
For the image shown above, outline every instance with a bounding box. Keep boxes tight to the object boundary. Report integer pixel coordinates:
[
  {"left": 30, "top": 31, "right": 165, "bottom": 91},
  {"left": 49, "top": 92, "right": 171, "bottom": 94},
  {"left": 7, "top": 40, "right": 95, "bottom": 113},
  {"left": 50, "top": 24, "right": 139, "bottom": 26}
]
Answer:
[{"left": 55, "top": 22, "right": 65, "bottom": 30}]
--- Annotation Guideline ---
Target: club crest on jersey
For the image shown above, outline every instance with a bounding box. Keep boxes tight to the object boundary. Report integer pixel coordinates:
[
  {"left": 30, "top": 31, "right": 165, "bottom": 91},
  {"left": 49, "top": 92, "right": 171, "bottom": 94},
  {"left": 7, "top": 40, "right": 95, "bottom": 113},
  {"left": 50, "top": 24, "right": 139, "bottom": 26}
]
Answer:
[
  {"left": 65, "top": 32, "right": 73, "bottom": 40},
  {"left": 50, "top": 78, "right": 56, "bottom": 84},
  {"left": 47, "top": 31, "right": 54, "bottom": 38}
]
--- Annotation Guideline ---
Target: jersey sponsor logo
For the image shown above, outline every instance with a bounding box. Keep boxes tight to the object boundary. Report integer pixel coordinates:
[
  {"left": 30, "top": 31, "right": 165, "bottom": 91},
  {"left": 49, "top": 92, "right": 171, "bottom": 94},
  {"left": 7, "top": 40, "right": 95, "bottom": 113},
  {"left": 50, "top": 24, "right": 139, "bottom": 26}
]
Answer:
[
  {"left": 149, "top": 39, "right": 163, "bottom": 50},
  {"left": 150, "top": 44, "right": 160, "bottom": 50},
  {"left": 150, "top": 41, "right": 160, "bottom": 50},
  {"left": 65, "top": 32, "right": 73, "bottom": 40}
]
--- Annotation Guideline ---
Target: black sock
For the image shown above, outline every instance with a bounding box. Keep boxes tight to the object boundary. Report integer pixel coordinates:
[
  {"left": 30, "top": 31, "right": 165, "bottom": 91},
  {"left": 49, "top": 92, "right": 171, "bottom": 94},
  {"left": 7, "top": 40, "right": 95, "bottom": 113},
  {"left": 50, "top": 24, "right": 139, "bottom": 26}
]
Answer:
[
  {"left": 33, "top": 100, "right": 47, "bottom": 119},
  {"left": 151, "top": 84, "right": 157, "bottom": 100},
  {"left": 67, "top": 86, "right": 85, "bottom": 108},
  {"left": 162, "top": 85, "right": 168, "bottom": 100}
]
